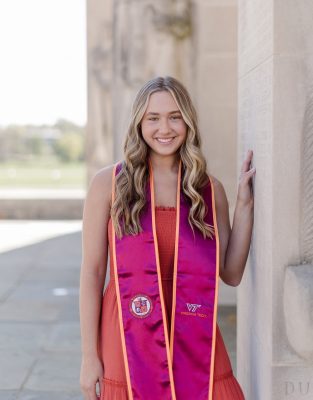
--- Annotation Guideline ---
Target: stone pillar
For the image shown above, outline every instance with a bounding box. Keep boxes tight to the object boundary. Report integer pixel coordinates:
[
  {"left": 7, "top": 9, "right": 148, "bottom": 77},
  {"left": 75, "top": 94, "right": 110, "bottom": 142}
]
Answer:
[
  {"left": 86, "top": 0, "right": 114, "bottom": 183},
  {"left": 86, "top": 0, "right": 193, "bottom": 183},
  {"left": 191, "top": 0, "right": 238, "bottom": 306},
  {"left": 112, "top": 0, "right": 193, "bottom": 160},
  {"left": 237, "top": 0, "right": 313, "bottom": 398}
]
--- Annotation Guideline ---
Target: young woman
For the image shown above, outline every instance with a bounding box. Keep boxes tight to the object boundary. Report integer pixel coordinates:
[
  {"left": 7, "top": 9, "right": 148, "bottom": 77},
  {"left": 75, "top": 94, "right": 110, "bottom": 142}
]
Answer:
[{"left": 79, "top": 76, "right": 255, "bottom": 400}]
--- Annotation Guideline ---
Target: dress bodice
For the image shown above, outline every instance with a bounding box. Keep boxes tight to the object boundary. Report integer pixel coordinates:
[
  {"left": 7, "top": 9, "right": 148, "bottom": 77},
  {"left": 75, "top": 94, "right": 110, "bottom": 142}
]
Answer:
[{"left": 107, "top": 206, "right": 177, "bottom": 282}]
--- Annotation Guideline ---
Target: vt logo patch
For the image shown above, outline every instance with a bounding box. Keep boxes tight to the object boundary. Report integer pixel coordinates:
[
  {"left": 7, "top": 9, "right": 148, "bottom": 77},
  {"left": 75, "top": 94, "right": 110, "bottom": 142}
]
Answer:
[{"left": 186, "top": 303, "right": 202, "bottom": 312}]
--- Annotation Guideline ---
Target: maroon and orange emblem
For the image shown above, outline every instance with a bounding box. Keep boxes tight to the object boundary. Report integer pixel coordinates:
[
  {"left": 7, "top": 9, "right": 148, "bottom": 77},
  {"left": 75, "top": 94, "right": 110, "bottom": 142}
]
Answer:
[{"left": 129, "top": 294, "right": 153, "bottom": 318}]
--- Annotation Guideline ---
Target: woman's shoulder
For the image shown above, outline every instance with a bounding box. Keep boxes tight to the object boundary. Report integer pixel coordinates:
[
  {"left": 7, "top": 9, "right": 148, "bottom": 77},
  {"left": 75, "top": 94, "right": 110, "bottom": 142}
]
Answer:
[
  {"left": 207, "top": 173, "right": 229, "bottom": 209},
  {"left": 87, "top": 164, "right": 116, "bottom": 207},
  {"left": 207, "top": 173, "right": 222, "bottom": 189},
  {"left": 91, "top": 163, "right": 115, "bottom": 186},
  {"left": 94, "top": 163, "right": 116, "bottom": 179}
]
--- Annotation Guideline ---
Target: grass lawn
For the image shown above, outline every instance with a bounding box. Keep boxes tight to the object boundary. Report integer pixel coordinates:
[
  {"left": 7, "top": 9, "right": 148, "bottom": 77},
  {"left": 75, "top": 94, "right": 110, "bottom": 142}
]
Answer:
[{"left": 0, "top": 160, "right": 86, "bottom": 188}]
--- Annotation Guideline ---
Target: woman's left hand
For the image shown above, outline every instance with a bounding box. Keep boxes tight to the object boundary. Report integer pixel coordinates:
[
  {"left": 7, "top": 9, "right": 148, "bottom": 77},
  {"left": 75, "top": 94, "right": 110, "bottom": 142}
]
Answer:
[{"left": 237, "top": 149, "right": 256, "bottom": 206}]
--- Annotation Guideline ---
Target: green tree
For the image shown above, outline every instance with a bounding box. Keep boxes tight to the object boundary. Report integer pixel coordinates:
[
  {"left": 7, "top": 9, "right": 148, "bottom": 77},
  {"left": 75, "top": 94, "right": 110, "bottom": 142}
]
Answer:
[
  {"left": 53, "top": 132, "right": 84, "bottom": 162},
  {"left": 28, "top": 136, "right": 44, "bottom": 155}
]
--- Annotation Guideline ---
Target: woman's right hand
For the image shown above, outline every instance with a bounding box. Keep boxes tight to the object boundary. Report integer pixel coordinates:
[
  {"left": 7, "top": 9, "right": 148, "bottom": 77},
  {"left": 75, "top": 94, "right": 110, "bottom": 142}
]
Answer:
[{"left": 80, "top": 355, "right": 104, "bottom": 400}]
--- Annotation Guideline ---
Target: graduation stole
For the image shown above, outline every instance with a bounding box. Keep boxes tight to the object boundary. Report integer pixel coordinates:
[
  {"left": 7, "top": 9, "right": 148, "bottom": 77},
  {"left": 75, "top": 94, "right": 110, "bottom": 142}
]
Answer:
[{"left": 111, "top": 157, "right": 220, "bottom": 400}]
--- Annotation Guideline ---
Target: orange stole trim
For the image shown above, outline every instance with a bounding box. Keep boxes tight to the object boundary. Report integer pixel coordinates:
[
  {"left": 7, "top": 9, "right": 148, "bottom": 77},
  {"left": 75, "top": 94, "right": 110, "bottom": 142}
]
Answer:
[
  {"left": 111, "top": 163, "right": 134, "bottom": 400},
  {"left": 149, "top": 157, "right": 178, "bottom": 399},
  {"left": 207, "top": 175, "right": 220, "bottom": 400},
  {"left": 169, "top": 161, "right": 181, "bottom": 363}
]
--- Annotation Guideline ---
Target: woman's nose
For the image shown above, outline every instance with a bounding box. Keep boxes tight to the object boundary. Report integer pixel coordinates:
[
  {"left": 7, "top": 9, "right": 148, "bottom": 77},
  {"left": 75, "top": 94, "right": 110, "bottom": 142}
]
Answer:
[{"left": 158, "top": 118, "right": 170, "bottom": 134}]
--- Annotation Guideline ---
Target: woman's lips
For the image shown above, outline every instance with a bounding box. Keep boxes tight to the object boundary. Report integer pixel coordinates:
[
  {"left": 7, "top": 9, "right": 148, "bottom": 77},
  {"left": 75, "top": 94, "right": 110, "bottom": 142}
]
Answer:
[{"left": 155, "top": 137, "right": 175, "bottom": 144}]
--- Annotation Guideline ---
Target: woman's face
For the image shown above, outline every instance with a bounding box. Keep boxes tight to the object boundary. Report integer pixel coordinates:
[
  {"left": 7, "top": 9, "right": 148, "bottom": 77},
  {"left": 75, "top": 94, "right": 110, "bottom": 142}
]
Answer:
[{"left": 140, "top": 91, "right": 187, "bottom": 157}]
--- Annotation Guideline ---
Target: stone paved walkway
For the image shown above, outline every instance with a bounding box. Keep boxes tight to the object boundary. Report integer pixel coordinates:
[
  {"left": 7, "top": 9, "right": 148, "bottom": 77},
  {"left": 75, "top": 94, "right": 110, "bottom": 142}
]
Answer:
[{"left": 0, "top": 221, "right": 238, "bottom": 400}]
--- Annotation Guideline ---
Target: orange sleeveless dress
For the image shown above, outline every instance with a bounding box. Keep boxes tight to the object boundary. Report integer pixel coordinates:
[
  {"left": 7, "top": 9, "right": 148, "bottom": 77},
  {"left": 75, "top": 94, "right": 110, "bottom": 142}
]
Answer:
[{"left": 99, "top": 206, "right": 245, "bottom": 399}]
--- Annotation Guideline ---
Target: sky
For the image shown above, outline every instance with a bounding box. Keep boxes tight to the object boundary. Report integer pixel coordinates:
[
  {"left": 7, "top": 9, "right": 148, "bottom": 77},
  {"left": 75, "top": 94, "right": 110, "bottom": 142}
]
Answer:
[{"left": 0, "top": 0, "right": 86, "bottom": 126}]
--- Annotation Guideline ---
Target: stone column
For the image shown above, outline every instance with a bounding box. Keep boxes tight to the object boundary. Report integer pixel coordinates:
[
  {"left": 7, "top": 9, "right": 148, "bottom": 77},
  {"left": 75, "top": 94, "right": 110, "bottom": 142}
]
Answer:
[
  {"left": 86, "top": 0, "right": 194, "bottom": 182},
  {"left": 112, "top": 0, "right": 193, "bottom": 159},
  {"left": 191, "top": 0, "right": 238, "bottom": 306},
  {"left": 86, "top": 0, "right": 114, "bottom": 183},
  {"left": 237, "top": 0, "right": 313, "bottom": 398}
]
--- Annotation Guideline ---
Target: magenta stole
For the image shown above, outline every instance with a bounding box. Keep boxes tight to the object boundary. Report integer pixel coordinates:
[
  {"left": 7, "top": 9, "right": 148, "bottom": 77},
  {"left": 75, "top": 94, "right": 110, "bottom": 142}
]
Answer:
[{"left": 110, "top": 158, "right": 220, "bottom": 400}]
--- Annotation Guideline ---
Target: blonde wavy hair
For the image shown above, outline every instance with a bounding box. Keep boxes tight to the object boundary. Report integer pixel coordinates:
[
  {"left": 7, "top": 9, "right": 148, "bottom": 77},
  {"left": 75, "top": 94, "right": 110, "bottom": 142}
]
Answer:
[{"left": 111, "top": 76, "right": 215, "bottom": 240}]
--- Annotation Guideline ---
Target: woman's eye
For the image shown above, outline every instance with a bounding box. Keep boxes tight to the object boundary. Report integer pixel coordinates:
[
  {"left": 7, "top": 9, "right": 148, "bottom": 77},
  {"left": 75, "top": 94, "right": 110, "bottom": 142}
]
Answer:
[{"left": 147, "top": 115, "right": 181, "bottom": 121}]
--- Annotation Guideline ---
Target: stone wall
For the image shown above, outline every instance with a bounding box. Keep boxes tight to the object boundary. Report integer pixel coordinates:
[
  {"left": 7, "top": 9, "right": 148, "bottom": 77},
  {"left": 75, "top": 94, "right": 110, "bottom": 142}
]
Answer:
[
  {"left": 86, "top": 0, "right": 114, "bottom": 182},
  {"left": 237, "top": 0, "right": 313, "bottom": 398}
]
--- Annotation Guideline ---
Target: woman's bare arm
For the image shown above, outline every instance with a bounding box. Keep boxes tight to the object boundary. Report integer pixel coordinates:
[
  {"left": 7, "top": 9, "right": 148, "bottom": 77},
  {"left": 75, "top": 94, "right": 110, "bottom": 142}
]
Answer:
[
  {"left": 212, "top": 176, "right": 254, "bottom": 287},
  {"left": 79, "top": 165, "right": 113, "bottom": 399}
]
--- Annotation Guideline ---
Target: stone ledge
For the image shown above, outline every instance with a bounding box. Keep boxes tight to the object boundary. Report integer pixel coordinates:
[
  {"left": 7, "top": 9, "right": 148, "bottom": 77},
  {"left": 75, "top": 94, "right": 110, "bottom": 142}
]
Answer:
[
  {"left": 283, "top": 264, "right": 313, "bottom": 362},
  {"left": 0, "top": 198, "right": 84, "bottom": 220}
]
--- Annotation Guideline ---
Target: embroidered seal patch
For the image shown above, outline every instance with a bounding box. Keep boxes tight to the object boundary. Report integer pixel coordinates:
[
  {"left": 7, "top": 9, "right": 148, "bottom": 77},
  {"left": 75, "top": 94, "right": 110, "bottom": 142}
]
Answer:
[{"left": 129, "top": 294, "right": 153, "bottom": 318}]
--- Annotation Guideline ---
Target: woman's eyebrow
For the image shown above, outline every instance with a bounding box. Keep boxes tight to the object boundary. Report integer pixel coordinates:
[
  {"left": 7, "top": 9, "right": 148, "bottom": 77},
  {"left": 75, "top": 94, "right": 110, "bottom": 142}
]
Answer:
[{"left": 146, "top": 110, "right": 182, "bottom": 115}]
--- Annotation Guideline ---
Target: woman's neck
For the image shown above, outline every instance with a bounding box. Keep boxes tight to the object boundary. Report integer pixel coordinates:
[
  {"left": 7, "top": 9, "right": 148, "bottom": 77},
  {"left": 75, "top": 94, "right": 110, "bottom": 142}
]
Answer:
[{"left": 148, "top": 153, "right": 180, "bottom": 174}]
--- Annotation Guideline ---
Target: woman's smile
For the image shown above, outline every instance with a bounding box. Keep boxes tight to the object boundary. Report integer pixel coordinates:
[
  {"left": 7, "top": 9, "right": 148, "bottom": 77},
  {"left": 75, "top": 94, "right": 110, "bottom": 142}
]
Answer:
[{"left": 155, "top": 137, "right": 176, "bottom": 144}]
